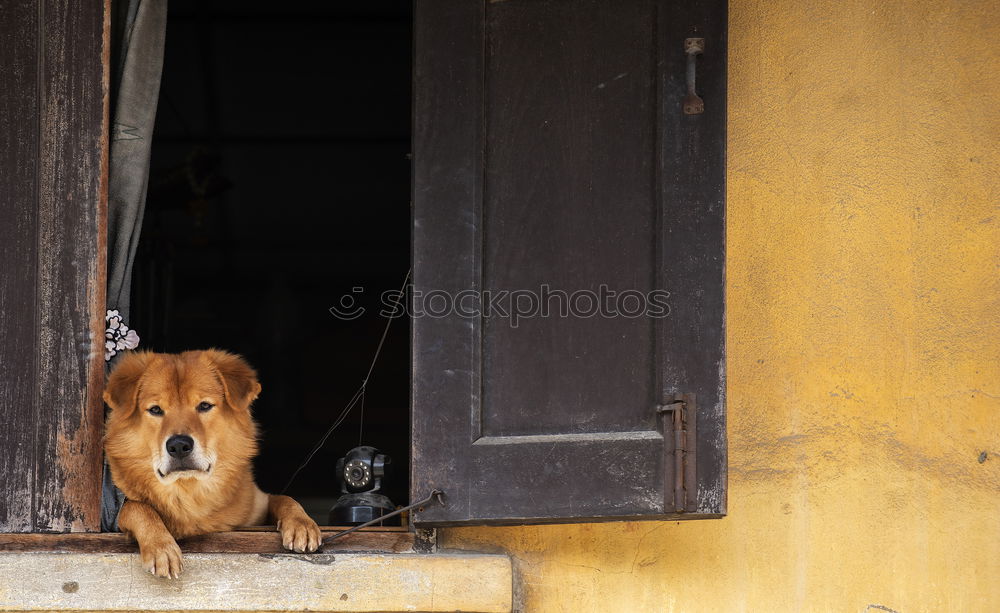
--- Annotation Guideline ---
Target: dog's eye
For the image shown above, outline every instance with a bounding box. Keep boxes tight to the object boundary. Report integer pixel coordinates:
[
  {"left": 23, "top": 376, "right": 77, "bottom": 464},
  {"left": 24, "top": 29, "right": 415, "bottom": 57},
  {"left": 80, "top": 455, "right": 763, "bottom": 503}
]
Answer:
[
  {"left": 197, "top": 402, "right": 214, "bottom": 413},
  {"left": 147, "top": 406, "right": 164, "bottom": 416}
]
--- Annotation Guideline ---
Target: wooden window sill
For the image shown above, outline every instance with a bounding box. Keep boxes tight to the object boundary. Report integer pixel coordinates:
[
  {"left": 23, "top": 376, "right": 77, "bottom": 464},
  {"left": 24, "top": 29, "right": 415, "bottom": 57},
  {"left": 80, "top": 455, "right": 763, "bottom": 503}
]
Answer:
[{"left": 0, "top": 526, "right": 420, "bottom": 554}]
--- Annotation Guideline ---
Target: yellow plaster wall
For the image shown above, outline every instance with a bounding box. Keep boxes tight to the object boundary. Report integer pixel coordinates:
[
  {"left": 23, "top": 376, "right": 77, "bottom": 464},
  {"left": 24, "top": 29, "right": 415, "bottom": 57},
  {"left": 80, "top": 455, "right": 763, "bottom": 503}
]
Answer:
[{"left": 443, "top": 0, "right": 1000, "bottom": 610}]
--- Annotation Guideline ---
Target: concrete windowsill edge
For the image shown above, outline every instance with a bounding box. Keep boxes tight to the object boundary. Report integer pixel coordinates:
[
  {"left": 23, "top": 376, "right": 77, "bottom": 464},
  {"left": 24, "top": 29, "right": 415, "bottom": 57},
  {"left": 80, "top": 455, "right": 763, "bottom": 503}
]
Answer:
[{"left": 0, "top": 552, "right": 512, "bottom": 612}]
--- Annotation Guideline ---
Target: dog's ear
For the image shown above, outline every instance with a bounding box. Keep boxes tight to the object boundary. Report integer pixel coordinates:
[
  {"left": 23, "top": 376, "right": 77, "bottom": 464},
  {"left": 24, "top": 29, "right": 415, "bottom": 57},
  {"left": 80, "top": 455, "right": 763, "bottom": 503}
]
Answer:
[
  {"left": 203, "top": 350, "right": 261, "bottom": 411},
  {"left": 103, "top": 351, "right": 154, "bottom": 414}
]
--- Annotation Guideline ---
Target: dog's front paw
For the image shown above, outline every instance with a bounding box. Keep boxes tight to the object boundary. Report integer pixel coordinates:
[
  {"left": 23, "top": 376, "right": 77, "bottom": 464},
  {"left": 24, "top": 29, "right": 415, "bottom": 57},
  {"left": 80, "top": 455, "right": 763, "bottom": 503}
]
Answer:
[
  {"left": 278, "top": 515, "right": 322, "bottom": 553},
  {"left": 139, "top": 537, "right": 183, "bottom": 579}
]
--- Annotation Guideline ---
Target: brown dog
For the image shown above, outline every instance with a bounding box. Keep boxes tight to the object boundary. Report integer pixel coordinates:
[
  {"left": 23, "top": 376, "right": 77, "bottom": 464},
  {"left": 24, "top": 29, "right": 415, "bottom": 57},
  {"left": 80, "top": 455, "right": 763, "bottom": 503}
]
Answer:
[{"left": 103, "top": 349, "right": 321, "bottom": 578}]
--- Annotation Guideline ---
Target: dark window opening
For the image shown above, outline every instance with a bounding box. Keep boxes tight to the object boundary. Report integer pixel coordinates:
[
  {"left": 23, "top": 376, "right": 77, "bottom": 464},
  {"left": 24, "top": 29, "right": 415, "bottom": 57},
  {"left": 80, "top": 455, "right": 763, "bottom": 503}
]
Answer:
[{"left": 135, "top": 0, "right": 413, "bottom": 523}]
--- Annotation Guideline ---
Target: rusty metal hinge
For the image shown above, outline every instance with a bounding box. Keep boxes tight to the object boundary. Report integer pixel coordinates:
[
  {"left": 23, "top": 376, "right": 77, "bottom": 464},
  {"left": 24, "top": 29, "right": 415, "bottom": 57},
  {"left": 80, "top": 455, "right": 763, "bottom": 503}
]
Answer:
[{"left": 656, "top": 393, "right": 697, "bottom": 513}]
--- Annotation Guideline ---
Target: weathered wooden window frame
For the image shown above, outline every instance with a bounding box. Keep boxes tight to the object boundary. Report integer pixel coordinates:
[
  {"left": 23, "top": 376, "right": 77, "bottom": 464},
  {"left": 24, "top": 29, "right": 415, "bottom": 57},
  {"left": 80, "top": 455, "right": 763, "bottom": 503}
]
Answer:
[
  {"left": 0, "top": 0, "right": 424, "bottom": 555},
  {"left": 0, "top": 0, "right": 109, "bottom": 535}
]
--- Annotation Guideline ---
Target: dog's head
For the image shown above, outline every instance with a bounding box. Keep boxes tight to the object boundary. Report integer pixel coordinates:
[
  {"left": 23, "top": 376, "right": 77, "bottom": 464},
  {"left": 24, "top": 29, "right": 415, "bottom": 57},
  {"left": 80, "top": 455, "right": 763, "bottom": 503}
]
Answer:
[{"left": 103, "top": 350, "right": 261, "bottom": 490}]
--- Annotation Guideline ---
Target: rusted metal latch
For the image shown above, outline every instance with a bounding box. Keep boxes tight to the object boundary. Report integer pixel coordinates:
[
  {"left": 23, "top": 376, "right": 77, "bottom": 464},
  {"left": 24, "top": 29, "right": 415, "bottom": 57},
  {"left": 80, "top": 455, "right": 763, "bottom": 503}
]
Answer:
[
  {"left": 656, "top": 394, "right": 697, "bottom": 513},
  {"left": 683, "top": 38, "right": 705, "bottom": 115},
  {"left": 322, "top": 490, "right": 445, "bottom": 546}
]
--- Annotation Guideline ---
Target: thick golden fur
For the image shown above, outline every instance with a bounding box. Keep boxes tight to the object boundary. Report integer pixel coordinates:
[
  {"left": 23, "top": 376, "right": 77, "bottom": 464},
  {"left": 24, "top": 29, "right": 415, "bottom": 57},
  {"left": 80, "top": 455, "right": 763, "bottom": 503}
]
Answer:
[{"left": 104, "top": 349, "right": 321, "bottom": 578}]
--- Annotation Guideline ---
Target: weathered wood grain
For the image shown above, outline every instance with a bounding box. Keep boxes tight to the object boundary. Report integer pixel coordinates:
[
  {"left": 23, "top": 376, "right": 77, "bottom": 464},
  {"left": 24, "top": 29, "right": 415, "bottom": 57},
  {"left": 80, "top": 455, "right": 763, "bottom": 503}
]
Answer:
[
  {"left": 0, "top": 0, "right": 108, "bottom": 532},
  {"left": 32, "top": 0, "right": 108, "bottom": 533},
  {"left": 0, "top": 528, "right": 415, "bottom": 553},
  {"left": 0, "top": 0, "right": 42, "bottom": 533}
]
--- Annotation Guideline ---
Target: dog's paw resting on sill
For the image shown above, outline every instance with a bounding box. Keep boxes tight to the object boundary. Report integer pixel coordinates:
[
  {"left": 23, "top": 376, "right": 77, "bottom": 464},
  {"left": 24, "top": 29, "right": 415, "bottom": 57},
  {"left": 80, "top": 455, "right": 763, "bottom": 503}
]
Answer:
[{"left": 104, "top": 349, "right": 322, "bottom": 579}]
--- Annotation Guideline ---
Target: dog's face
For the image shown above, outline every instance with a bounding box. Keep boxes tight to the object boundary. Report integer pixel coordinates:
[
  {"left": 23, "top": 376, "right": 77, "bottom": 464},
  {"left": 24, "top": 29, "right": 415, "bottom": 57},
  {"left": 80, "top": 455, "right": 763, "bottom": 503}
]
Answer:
[{"left": 104, "top": 350, "right": 261, "bottom": 493}]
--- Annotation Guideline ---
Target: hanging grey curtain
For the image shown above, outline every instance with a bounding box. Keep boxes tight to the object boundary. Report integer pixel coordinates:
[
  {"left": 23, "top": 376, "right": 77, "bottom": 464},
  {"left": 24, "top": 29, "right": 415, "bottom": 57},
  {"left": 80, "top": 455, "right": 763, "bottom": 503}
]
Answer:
[
  {"left": 107, "top": 0, "right": 167, "bottom": 330},
  {"left": 102, "top": 0, "right": 168, "bottom": 531}
]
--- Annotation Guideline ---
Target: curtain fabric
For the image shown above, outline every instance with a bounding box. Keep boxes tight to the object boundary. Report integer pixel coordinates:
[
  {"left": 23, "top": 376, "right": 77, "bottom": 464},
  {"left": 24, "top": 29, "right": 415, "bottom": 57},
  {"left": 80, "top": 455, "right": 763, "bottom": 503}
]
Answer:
[{"left": 102, "top": 0, "right": 168, "bottom": 532}]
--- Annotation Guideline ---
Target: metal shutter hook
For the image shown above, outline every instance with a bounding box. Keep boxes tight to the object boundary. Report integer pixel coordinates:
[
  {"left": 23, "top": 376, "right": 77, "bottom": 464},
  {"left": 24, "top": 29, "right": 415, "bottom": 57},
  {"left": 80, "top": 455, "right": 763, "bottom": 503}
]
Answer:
[{"left": 683, "top": 38, "right": 705, "bottom": 115}]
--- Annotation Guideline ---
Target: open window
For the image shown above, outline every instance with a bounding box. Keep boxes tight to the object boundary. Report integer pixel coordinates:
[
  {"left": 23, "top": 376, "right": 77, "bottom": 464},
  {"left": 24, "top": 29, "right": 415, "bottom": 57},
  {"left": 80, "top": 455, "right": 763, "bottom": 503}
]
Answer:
[
  {"left": 134, "top": 0, "right": 413, "bottom": 525},
  {"left": 0, "top": 0, "right": 726, "bottom": 538}
]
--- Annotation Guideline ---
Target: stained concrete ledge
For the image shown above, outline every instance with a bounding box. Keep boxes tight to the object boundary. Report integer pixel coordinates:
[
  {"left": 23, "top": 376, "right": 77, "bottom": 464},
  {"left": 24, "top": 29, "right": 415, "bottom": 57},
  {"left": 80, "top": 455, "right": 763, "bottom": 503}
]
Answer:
[{"left": 0, "top": 552, "right": 512, "bottom": 612}]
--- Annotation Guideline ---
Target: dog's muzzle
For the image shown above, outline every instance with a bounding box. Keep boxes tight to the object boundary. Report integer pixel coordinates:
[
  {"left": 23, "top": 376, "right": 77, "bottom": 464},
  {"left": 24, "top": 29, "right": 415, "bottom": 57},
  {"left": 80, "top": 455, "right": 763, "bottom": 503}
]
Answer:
[{"left": 157, "top": 435, "right": 212, "bottom": 479}]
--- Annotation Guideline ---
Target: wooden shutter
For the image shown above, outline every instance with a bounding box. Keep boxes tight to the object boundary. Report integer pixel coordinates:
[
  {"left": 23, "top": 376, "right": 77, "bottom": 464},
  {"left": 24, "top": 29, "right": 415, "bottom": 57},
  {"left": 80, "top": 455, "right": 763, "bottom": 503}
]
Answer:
[
  {"left": 412, "top": 0, "right": 726, "bottom": 525},
  {"left": 0, "top": 0, "right": 108, "bottom": 532}
]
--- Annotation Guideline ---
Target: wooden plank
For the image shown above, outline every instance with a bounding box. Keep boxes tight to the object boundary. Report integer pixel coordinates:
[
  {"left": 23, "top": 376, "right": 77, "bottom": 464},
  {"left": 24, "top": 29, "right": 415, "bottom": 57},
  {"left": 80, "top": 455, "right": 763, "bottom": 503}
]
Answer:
[
  {"left": 0, "top": 0, "right": 42, "bottom": 533},
  {"left": 0, "top": 529, "right": 415, "bottom": 554},
  {"left": 656, "top": 0, "right": 728, "bottom": 515},
  {"left": 0, "top": 0, "right": 107, "bottom": 533},
  {"left": 32, "top": 0, "right": 108, "bottom": 532},
  {"left": 411, "top": 0, "right": 485, "bottom": 524}
]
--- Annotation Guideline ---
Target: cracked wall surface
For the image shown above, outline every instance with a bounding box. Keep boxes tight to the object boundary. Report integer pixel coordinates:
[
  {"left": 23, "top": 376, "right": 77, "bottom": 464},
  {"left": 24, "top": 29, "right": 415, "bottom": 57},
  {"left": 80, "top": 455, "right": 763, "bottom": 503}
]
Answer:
[{"left": 442, "top": 0, "right": 1000, "bottom": 610}]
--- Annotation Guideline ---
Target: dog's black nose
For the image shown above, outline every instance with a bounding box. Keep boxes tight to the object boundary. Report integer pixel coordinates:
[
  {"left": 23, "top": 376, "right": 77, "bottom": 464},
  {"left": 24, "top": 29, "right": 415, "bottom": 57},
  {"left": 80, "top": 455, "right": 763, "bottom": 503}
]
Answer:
[{"left": 165, "top": 434, "right": 194, "bottom": 459}]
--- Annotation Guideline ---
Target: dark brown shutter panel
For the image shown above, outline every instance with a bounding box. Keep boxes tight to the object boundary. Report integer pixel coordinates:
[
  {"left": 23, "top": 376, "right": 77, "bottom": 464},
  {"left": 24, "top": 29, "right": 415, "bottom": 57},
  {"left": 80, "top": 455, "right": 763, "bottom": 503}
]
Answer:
[
  {"left": 0, "top": 0, "right": 108, "bottom": 532},
  {"left": 412, "top": 0, "right": 726, "bottom": 525}
]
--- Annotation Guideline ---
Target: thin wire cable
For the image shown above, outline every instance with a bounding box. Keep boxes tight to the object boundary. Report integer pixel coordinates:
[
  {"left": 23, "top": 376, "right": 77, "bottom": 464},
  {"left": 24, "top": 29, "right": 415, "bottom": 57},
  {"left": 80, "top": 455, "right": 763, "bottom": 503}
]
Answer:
[
  {"left": 357, "top": 384, "right": 366, "bottom": 446},
  {"left": 280, "top": 385, "right": 363, "bottom": 494},
  {"left": 280, "top": 268, "right": 411, "bottom": 494}
]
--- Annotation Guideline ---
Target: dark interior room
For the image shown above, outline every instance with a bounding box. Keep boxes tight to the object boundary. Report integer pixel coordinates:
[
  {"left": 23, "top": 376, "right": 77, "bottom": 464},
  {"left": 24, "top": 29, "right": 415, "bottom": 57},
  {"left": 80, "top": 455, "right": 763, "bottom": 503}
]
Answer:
[{"left": 133, "top": 0, "right": 413, "bottom": 522}]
